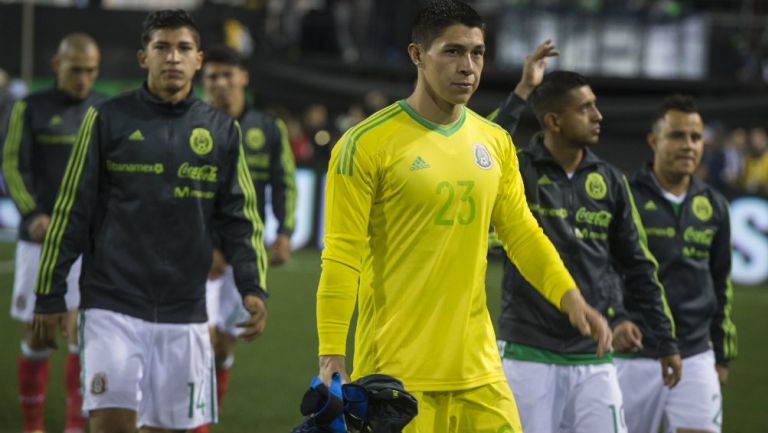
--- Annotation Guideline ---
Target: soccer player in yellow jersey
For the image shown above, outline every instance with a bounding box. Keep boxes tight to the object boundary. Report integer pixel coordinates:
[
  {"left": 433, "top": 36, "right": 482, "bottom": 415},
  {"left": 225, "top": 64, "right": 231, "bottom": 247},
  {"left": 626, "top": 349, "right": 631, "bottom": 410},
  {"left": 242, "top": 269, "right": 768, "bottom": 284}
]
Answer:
[{"left": 315, "top": 1, "right": 612, "bottom": 431}]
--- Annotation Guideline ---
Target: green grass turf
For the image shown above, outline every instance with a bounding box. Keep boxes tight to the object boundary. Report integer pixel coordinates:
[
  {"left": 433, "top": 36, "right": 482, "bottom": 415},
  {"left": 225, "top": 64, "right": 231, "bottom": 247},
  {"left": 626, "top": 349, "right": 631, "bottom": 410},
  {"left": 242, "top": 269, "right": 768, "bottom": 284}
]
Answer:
[{"left": 0, "top": 245, "right": 765, "bottom": 432}]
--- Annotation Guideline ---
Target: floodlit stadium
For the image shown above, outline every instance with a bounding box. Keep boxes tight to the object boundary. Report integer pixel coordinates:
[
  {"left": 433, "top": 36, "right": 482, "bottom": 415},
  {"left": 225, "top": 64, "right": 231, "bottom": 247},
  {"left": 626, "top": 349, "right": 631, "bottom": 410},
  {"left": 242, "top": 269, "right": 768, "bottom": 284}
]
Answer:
[{"left": 0, "top": 1, "right": 767, "bottom": 432}]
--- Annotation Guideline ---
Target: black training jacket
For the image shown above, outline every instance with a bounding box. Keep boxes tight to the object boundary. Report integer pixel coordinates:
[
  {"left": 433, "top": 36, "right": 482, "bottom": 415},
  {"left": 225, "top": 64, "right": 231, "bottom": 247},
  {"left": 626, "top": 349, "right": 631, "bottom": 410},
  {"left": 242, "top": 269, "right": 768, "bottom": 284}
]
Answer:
[
  {"left": 2, "top": 88, "right": 104, "bottom": 241},
  {"left": 239, "top": 107, "right": 296, "bottom": 235},
  {"left": 33, "top": 84, "right": 267, "bottom": 323},
  {"left": 497, "top": 134, "right": 678, "bottom": 356},
  {"left": 627, "top": 165, "right": 737, "bottom": 364}
]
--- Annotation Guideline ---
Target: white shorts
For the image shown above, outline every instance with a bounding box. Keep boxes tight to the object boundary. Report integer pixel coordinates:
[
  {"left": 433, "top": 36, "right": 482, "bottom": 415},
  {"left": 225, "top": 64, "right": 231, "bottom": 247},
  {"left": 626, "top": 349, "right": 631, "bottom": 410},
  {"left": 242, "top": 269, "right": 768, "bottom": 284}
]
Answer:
[
  {"left": 205, "top": 266, "right": 248, "bottom": 337},
  {"left": 80, "top": 308, "right": 217, "bottom": 429},
  {"left": 502, "top": 358, "right": 627, "bottom": 433},
  {"left": 10, "top": 240, "right": 81, "bottom": 322},
  {"left": 616, "top": 350, "right": 722, "bottom": 433}
]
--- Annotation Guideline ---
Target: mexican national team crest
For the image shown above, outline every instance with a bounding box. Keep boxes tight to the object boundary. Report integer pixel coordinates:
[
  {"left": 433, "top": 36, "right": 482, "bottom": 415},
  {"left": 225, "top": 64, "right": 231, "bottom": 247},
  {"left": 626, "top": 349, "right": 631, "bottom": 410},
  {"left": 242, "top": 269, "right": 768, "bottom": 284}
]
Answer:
[
  {"left": 189, "top": 128, "right": 213, "bottom": 156},
  {"left": 246, "top": 128, "right": 265, "bottom": 150},
  {"left": 473, "top": 143, "right": 493, "bottom": 170},
  {"left": 692, "top": 195, "right": 713, "bottom": 221},
  {"left": 585, "top": 172, "right": 607, "bottom": 200},
  {"left": 91, "top": 372, "right": 107, "bottom": 395}
]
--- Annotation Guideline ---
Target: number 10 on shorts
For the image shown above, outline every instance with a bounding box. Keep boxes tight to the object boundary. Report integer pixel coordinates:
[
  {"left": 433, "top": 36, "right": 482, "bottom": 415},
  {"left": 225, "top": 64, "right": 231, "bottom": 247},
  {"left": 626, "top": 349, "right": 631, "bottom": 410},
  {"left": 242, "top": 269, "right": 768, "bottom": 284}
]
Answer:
[{"left": 187, "top": 382, "right": 207, "bottom": 418}]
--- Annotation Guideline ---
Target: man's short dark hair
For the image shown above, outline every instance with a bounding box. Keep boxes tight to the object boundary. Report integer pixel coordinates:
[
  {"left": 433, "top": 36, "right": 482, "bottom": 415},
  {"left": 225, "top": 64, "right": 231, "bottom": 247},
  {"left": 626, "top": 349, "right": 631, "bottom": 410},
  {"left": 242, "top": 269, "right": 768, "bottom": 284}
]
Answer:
[
  {"left": 528, "top": 70, "right": 590, "bottom": 128},
  {"left": 141, "top": 9, "right": 200, "bottom": 48},
  {"left": 203, "top": 46, "right": 246, "bottom": 69},
  {"left": 653, "top": 93, "right": 699, "bottom": 129},
  {"left": 411, "top": 0, "right": 484, "bottom": 49}
]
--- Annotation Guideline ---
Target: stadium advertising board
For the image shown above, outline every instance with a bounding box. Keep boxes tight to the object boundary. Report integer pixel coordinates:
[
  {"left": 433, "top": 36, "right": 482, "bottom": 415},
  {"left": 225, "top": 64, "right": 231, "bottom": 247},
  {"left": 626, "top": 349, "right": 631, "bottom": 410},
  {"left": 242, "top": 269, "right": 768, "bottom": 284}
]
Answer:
[{"left": 1, "top": 169, "right": 767, "bottom": 285}]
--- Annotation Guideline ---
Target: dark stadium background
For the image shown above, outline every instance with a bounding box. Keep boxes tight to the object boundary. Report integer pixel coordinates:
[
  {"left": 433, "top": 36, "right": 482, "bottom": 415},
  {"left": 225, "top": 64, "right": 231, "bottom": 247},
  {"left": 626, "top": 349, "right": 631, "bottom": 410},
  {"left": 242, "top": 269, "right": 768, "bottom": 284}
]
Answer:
[{"left": 0, "top": 1, "right": 766, "bottom": 431}]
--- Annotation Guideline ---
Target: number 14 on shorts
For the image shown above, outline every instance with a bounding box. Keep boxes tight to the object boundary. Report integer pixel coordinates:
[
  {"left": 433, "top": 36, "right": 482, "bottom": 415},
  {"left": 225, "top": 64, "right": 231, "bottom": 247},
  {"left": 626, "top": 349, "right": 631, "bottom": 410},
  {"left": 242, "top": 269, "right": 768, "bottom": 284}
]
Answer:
[{"left": 188, "top": 382, "right": 207, "bottom": 418}]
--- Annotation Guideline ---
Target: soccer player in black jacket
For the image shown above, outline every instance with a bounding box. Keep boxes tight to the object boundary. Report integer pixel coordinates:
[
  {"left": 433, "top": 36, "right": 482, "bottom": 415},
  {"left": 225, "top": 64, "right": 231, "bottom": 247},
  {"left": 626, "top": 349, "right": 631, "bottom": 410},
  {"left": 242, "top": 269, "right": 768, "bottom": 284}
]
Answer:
[
  {"left": 493, "top": 71, "right": 680, "bottom": 433},
  {"left": 31, "top": 10, "right": 268, "bottom": 433},
  {"left": 2, "top": 33, "right": 100, "bottom": 433},
  {"left": 615, "top": 95, "right": 737, "bottom": 433},
  {"left": 194, "top": 46, "right": 296, "bottom": 433}
]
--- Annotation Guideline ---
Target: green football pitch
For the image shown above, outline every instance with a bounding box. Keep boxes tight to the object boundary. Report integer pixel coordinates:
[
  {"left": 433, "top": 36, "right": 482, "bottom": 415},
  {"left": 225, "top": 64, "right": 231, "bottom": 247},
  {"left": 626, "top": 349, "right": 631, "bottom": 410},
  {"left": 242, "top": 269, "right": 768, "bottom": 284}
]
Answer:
[{"left": 0, "top": 246, "right": 765, "bottom": 432}]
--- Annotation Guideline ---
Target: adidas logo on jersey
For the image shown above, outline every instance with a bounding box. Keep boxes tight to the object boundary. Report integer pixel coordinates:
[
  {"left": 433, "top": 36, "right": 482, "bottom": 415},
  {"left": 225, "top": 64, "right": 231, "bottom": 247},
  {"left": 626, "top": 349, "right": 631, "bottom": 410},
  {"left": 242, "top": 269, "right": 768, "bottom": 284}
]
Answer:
[
  {"left": 538, "top": 174, "right": 552, "bottom": 185},
  {"left": 128, "top": 129, "right": 145, "bottom": 141},
  {"left": 409, "top": 156, "right": 430, "bottom": 171},
  {"left": 644, "top": 200, "right": 657, "bottom": 211},
  {"left": 49, "top": 115, "right": 62, "bottom": 126}
]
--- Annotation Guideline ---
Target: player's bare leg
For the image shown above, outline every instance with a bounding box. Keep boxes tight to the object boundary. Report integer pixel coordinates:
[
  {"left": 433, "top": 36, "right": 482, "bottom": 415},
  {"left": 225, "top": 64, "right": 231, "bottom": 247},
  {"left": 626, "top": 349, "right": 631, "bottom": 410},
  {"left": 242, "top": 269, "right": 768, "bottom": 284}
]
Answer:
[
  {"left": 213, "top": 328, "right": 237, "bottom": 407},
  {"left": 88, "top": 408, "right": 136, "bottom": 433}
]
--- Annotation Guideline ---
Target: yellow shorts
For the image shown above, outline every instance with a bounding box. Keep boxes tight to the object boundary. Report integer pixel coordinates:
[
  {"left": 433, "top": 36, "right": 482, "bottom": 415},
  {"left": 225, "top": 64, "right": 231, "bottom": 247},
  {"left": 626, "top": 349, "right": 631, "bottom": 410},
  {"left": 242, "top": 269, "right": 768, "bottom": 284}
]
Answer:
[{"left": 404, "top": 381, "right": 522, "bottom": 433}]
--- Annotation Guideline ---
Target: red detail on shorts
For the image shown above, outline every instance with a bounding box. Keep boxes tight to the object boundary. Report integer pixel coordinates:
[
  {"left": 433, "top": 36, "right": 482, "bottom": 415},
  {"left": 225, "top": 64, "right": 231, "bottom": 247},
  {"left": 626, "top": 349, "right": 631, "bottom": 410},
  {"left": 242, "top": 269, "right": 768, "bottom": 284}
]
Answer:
[
  {"left": 191, "top": 424, "right": 210, "bottom": 433},
  {"left": 216, "top": 367, "right": 231, "bottom": 408},
  {"left": 65, "top": 353, "right": 86, "bottom": 431},
  {"left": 18, "top": 356, "right": 49, "bottom": 432}
]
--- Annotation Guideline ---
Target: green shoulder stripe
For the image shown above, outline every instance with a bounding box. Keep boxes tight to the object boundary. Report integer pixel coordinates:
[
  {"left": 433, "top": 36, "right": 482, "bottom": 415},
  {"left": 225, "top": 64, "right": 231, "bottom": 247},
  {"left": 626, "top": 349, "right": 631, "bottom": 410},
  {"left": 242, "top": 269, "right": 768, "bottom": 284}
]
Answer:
[
  {"left": 337, "top": 103, "right": 400, "bottom": 176},
  {"left": 467, "top": 109, "right": 506, "bottom": 132},
  {"left": 338, "top": 104, "right": 402, "bottom": 176},
  {"left": 276, "top": 118, "right": 297, "bottom": 231},
  {"left": 236, "top": 122, "right": 268, "bottom": 291},
  {"left": 2, "top": 101, "right": 37, "bottom": 214},
  {"left": 487, "top": 108, "right": 499, "bottom": 122},
  {"left": 36, "top": 107, "right": 98, "bottom": 295},
  {"left": 623, "top": 176, "right": 676, "bottom": 337}
]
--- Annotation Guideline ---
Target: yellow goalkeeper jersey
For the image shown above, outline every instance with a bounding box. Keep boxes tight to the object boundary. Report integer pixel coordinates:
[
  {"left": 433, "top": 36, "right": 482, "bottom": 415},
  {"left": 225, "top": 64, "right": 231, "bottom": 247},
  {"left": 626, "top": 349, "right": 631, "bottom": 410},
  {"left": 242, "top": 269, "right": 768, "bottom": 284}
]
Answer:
[{"left": 317, "top": 100, "right": 576, "bottom": 391}]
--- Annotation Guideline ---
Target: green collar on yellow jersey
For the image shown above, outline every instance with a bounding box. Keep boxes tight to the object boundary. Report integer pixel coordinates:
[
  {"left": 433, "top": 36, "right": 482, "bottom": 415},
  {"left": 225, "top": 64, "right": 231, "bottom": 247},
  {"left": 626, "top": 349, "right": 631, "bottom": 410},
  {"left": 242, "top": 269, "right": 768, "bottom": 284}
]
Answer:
[{"left": 397, "top": 100, "right": 466, "bottom": 137}]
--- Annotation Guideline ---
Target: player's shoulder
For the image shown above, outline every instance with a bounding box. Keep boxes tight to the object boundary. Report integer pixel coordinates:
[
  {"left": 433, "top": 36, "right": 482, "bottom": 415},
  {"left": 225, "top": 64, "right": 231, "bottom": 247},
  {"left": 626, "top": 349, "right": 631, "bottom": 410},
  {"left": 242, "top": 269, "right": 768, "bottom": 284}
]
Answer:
[
  {"left": 464, "top": 106, "right": 509, "bottom": 136},
  {"left": 463, "top": 107, "right": 514, "bottom": 156},
  {"left": 691, "top": 177, "right": 729, "bottom": 210},
  {"left": 239, "top": 107, "right": 284, "bottom": 132},
  {"left": 21, "top": 88, "right": 58, "bottom": 107},
  {"left": 87, "top": 91, "right": 109, "bottom": 105},
  {"left": 93, "top": 88, "right": 140, "bottom": 113},
  {"left": 590, "top": 154, "right": 625, "bottom": 183},
  {"left": 341, "top": 102, "right": 404, "bottom": 146},
  {"left": 193, "top": 99, "right": 235, "bottom": 126}
]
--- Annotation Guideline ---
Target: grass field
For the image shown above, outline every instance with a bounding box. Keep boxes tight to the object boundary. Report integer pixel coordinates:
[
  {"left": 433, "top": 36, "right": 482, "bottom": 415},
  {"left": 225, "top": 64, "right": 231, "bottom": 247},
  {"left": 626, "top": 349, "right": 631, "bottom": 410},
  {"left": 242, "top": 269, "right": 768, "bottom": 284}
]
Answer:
[{"left": 0, "top": 246, "right": 766, "bottom": 432}]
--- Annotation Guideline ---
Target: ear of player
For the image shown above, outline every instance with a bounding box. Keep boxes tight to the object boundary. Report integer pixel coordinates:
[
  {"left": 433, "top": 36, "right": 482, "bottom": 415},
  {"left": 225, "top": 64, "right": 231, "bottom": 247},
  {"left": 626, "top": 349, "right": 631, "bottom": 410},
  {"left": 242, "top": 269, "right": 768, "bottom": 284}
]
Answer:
[{"left": 292, "top": 373, "right": 418, "bottom": 433}]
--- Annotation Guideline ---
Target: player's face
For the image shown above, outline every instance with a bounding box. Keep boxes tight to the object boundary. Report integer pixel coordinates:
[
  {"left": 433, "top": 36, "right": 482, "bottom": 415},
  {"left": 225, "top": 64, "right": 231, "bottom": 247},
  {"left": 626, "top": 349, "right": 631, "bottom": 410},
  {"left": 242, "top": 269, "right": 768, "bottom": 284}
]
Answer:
[
  {"left": 139, "top": 27, "right": 202, "bottom": 95},
  {"left": 555, "top": 85, "right": 602, "bottom": 147},
  {"left": 202, "top": 63, "right": 248, "bottom": 110},
  {"left": 650, "top": 110, "right": 704, "bottom": 177},
  {"left": 54, "top": 49, "right": 99, "bottom": 100},
  {"left": 421, "top": 24, "right": 485, "bottom": 106}
]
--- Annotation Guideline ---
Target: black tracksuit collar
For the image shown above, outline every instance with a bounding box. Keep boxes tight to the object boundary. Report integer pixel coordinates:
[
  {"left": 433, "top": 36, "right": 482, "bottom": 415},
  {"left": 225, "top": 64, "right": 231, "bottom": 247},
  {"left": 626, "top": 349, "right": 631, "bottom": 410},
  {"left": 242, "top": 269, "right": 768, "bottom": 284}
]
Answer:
[
  {"left": 139, "top": 82, "right": 197, "bottom": 114},
  {"left": 524, "top": 132, "right": 602, "bottom": 172},
  {"left": 50, "top": 85, "right": 90, "bottom": 104},
  {"left": 633, "top": 163, "right": 707, "bottom": 197}
]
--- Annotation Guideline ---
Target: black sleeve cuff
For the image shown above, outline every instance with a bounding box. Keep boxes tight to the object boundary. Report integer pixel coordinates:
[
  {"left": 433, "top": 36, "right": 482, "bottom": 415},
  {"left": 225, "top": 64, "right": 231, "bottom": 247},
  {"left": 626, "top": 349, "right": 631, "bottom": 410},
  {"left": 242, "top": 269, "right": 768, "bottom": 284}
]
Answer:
[
  {"left": 656, "top": 340, "right": 679, "bottom": 357},
  {"left": 242, "top": 287, "right": 269, "bottom": 303},
  {"left": 34, "top": 295, "right": 68, "bottom": 314},
  {"left": 276, "top": 227, "right": 294, "bottom": 236},
  {"left": 715, "top": 354, "right": 731, "bottom": 367}
]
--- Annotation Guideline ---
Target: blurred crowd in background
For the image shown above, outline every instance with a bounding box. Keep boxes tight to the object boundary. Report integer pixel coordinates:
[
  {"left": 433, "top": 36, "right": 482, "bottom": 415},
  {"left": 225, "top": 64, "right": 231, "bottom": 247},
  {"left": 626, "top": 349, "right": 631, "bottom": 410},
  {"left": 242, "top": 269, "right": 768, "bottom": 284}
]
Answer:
[{"left": 1, "top": 0, "right": 768, "bottom": 198}]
